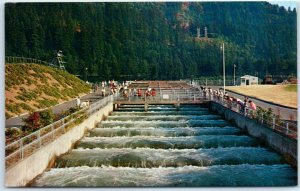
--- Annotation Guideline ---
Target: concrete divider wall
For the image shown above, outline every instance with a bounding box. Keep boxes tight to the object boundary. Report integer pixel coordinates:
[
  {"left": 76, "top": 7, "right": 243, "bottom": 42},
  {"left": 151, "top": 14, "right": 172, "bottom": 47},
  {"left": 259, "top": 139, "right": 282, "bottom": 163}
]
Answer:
[
  {"left": 5, "top": 102, "right": 113, "bottom": 187},
  {"left": 210, "top": 101, "right": 297, "bottom": 166}
]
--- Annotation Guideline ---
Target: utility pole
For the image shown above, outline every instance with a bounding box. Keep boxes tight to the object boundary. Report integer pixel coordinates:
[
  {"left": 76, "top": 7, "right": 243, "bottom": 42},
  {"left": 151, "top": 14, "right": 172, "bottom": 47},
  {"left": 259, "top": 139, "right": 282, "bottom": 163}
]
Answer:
[
  {"left": 234, "top": 64, "right": 236, "bottom": 86},
  {"left": 221, "top": 43, "right": 225, "bottom": 95}
]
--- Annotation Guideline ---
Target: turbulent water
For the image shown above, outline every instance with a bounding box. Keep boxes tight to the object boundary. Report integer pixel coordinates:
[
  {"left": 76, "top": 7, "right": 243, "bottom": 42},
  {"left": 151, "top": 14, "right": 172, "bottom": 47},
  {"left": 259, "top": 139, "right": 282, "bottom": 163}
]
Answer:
[{"left": 32, "top": 104, "right": 297, "bottom": 187}]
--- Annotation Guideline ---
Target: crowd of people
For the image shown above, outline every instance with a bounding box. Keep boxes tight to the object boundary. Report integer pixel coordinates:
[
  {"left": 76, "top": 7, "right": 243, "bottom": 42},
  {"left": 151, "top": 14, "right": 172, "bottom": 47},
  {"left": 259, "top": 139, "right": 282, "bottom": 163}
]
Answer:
[
  {"left": 92, "top": 80, "right": 160, "bottom": 100},
  {"left": 121, "top": 86, "right": 157, "bottom": 100},
  {"left": 91, "top": 80, "right": 135, "bottom": 97},
  {"left": 200, "top": 86, "right": 257, "bottom": 116}
]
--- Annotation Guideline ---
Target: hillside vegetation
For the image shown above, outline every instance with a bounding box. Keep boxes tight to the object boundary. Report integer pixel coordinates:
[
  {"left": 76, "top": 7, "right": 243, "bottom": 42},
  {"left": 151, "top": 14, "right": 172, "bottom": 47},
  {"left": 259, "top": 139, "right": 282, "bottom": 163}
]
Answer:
[
  {"left": 5, "top": 2, "right": 297, "bottom": 80},
  {"left": 5, "top": 64, "right": 90, "bottom": 118}
]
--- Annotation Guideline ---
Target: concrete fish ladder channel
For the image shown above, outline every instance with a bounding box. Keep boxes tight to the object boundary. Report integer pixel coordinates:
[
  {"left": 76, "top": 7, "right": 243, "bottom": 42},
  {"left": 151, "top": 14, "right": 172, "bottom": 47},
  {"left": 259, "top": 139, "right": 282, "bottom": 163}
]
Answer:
[{"left": 31, "top": 104, "right": 297, "bottom": 187}]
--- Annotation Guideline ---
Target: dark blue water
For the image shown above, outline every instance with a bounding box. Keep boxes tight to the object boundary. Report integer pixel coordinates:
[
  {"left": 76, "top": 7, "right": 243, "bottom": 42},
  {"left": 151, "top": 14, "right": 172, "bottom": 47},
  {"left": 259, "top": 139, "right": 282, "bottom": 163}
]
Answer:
[{"left": 32, "top": 104, "right": 297, "bottom": 187}]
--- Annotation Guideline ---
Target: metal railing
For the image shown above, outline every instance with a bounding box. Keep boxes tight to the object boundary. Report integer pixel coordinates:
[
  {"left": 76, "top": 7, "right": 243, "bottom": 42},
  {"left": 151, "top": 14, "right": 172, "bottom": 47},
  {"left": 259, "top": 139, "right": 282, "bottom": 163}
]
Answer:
[
  {"left": 114, "top": 89, "right": 204, "bottom": 102},
  {"left": 5, "top": 95, "right": 113, "bottom": 169},
  {"left": 6, "top": 56, "right": 49, "bottom": 66},
  {"left": 193, "top": 79, "right": 241, "bottom": 86},
  {"left": 88, "top": 95, "right": 114, "bottom": 115},
  {"left": 208, "top": 94, "right": 297, "bottom": 140}
]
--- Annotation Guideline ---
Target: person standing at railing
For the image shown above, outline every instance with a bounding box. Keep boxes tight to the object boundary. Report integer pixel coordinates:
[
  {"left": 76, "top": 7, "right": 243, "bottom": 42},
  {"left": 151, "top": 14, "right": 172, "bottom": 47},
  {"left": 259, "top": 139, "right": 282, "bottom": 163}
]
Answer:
[
  {"left": 207, "top": 87, "right": 212, "bottom": 100},
  {"left": 209, "top": 88, "right": 213, "bottom": 100},
  {"left": 151, "top": 88, "right": 156, "bottom": 100},
  {"left": 248, "top": 100, "right": 256, "bottom": 119},
  {"left": 219, "top": 91, "right": 224, "bottom": 102},
  {"left": 227, "top": 96, "right": 233, "bottom": 109},
  {"left": 129, "top": 88, "right": 133, "bottom": 97},
  {"left": 249, "top": 100, "right": 256, "bottom": 110},
  {"left": 204, "top": 88, "right": 209, "bottom": 99},
  {"left": 145, "top": 89, "right": 151, "bottom": 100},
  {"left": 94, "top": 84, "right": 99, "bottom": 93},
  {"left": 133, "top": 88, "right": 137, "bottom": 97},
  {"left": 110, "top": 87, "right": 114, "bottom": 95},
  {"left": 231, "top": 97, "right": 237, "bottom": 111},
  {"left": 216, "top": 90, "right": 219, "bottom": 101},
  {"left": 224, "top": 92, "right": 228, "bottom": 98},
  {"left": 101, "top": 88, "right": 106, "bottom": 97},
  {"left": 243, "top": 96, "right": 249, "bottom": 116},
  {"left": 137, "top": 89, "right": 142, "bottom": 99},
  {"left": 237, "top": 99, "right": 244, "bottom": 114}
]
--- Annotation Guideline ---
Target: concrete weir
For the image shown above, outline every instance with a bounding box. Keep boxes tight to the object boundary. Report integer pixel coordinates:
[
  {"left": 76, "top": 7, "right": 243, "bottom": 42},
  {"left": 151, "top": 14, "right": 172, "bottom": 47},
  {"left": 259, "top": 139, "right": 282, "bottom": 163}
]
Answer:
[
  {"left": 209, "top": 101, "right": 297, "bottom": 166},
  {"left": 5, "top": 102, "right": 113, "bottom": 187}
]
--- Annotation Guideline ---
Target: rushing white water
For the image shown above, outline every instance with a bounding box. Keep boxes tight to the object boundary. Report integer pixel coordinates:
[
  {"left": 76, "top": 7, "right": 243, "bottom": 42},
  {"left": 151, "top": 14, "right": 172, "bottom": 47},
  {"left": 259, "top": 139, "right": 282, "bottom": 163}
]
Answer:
[
  {"left": 56, "top": 147, "right": 283, "bottom": 168},
  {"left": 32, "top": 104, "right": 297, "bottom": 187},
  {"left": 89, "top": 126, "right": 242, "bottom": 137},
  {"left": 34, "top": 165, "right": 296, "bottom": 187},
  {"left": 76, "top": 135, "right": 259, "bottom": 149}
]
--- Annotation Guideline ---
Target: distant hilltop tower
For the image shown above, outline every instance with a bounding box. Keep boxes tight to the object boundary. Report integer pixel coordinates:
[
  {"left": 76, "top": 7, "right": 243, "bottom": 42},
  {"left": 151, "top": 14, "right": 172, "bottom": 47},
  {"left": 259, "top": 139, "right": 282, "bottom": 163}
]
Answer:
[
  {"left": 204, "top": 26, "right": 208, "bottom": 38},
  {"left": 50, "top": 50, "right": 66, "bottom": 70},
  {"left": 197, "top": 27, "right": 201, "bottom": 38}
]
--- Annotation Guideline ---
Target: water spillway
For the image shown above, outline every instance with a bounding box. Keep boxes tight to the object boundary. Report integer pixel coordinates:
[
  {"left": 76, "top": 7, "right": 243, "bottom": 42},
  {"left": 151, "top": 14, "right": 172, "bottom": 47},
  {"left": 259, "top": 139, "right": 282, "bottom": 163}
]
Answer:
[{"left": 32, "top": 104, "right": 297, "bottom": 187}]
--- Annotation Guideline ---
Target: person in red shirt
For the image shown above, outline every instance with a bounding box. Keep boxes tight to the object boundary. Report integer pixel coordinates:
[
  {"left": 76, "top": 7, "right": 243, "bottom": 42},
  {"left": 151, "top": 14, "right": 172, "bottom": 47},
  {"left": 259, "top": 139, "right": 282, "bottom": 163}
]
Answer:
[
  {"left": 249, "top": 100, "right": 256, "bottom": 110},
  {"left": 137, "top": 89, "right": 142, "bottom": 97},
  {"left": 151, "top": 88, "right": 156, "bottom": 100}
]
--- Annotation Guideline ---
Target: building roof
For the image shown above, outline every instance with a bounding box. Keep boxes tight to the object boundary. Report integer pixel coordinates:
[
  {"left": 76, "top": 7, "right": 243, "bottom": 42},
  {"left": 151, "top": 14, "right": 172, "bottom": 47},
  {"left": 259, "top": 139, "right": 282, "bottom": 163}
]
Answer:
[{"left": 241, "top": 75, "right": 258, "bottom": 78}]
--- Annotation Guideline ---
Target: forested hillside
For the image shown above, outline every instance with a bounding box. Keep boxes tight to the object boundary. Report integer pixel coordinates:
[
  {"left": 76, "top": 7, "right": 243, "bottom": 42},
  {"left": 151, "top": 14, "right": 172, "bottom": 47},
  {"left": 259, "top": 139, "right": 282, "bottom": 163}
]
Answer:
[{"left": 5, "top": 2, "right": 297, "bottom": 81}]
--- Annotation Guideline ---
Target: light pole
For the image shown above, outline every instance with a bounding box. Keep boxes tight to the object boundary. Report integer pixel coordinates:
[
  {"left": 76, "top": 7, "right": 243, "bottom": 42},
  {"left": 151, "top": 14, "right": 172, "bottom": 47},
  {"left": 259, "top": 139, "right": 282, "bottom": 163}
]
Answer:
[
  {"left": 85, "top": 67, "right": 88, "bottom": 82},
  {"left": 233, "top": 64, "right": 236, "bottom": 86},
  {"left": 221, "top": 43, "right": 225, "bottom": 95}
]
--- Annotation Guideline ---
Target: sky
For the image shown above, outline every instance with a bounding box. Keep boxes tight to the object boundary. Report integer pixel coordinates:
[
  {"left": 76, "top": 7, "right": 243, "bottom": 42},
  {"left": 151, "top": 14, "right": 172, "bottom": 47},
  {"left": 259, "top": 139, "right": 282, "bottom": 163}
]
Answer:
[{"left": 268, "top": 0, "right": 298, "bottom": 10}]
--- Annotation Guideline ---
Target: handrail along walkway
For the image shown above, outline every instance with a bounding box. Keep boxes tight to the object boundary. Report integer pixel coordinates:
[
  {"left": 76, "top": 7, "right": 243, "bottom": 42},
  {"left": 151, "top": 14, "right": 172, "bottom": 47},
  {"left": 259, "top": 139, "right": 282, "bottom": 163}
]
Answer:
[
  {"left": 5, "top": 95, "right": 113, "bottom": 170},
  {"left": 198, "top": 87, "right": 297, "bottom": 140}
]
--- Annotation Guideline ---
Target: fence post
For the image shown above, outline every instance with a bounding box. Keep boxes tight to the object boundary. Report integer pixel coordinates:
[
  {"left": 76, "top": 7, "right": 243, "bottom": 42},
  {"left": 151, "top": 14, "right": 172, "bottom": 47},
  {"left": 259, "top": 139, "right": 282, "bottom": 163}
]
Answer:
[
  {"left": 20, "top": 139, "right": 24, "bottom": 159},
  {"left": 272, "top": 117, "right": 275, "bottom": 129},
  {"left": 261, "top": 113, "right": 264, "bottom": 123},
  {"left": 62, "top": 118, "right": 66, "bottom": 133},
  {"left": 51, "top": 124, "right": 54, "bottom": 139},
  {"left": 286, "top": 123, "right": 289, "bottom": 135},
  {"left": 38, "top": 130, "right": 41, "bottom": 148},
  {"left": 193, "top": 94, "right": 196, "bottom": 101}
]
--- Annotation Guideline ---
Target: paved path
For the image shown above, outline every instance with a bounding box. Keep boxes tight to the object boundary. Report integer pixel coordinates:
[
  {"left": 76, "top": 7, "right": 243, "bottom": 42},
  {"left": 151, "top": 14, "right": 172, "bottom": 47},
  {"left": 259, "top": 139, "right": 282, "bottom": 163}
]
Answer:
[
  {"left": 210, "top": 86, "right": 297, "bottom": 121},
  {"left": 5, "top": 90, "right": 107, "bottom": 128}
]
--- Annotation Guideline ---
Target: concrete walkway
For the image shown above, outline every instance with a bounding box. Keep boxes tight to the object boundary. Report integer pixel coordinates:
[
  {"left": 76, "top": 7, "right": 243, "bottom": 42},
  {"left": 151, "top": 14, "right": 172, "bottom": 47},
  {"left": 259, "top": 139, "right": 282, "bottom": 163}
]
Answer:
[{"left": 5, "top": 90, "right": 107, "bottom": 128}]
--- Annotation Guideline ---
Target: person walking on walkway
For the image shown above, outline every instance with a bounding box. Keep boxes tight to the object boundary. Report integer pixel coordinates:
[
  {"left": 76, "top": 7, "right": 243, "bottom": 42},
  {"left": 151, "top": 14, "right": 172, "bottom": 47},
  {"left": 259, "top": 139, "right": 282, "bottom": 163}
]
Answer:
[{"left": 76, "top": 96, "right": 81, "bottom": 107}]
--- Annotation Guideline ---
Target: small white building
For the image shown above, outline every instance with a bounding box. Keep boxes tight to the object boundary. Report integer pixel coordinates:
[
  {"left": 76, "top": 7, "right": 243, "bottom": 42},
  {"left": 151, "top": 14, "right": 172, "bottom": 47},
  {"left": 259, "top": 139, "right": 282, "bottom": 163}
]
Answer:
[{"left": 240, "top": 75, "right": 258, "bottom": 86}]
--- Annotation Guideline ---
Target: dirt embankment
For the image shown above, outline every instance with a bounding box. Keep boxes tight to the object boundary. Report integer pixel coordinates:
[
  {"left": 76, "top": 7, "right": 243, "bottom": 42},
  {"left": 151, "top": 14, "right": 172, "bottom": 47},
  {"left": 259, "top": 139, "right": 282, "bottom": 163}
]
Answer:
[{"left": 5, "top": 63, "right": 91, "bottom": 118}]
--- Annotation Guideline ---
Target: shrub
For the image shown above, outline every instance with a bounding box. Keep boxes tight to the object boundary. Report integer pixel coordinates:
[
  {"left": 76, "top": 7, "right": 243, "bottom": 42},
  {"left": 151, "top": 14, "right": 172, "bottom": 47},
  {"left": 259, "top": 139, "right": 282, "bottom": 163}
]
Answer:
[
  {"left": 63, "top": 106, "right": 80, "bottom": 116},
  {"left": 5, "top": 127, "right": 23, "bottom": 138},
  {"left": 39, "top": 109, "right": 55, "bottom": 127},
  {"left": 23, "top": 112, "right": 40, "bottom": 132}
]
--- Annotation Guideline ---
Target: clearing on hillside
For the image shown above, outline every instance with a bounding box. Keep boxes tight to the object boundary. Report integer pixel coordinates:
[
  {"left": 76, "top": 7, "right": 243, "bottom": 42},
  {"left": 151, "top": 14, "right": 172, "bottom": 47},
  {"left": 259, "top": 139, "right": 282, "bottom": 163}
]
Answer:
[
  {"left": 5, "top": 63, "right": 91, "bottom": 118},
  {"left": 227, "top": 85, "right": 297, "bottom": 108}
]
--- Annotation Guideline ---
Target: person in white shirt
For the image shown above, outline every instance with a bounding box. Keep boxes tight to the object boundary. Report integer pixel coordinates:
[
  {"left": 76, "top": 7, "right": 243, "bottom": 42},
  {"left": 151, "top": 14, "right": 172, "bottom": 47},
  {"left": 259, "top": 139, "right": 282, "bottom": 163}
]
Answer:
[{"left": 76, "top": 97, "right": 81, "bottom": 107}]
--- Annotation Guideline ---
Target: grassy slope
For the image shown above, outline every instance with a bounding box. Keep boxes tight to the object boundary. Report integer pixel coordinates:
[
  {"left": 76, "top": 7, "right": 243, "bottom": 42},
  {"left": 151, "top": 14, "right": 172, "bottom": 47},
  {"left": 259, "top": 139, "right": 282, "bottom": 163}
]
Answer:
[
  {"left": 5, "top": 63, "right": 91, "bottom": 118},
  {"left": 227, "top": 85, "right": 297, "bottom": 108},
  {"left": 284, "top": 84, "right": 297, "bottom": 92}
]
